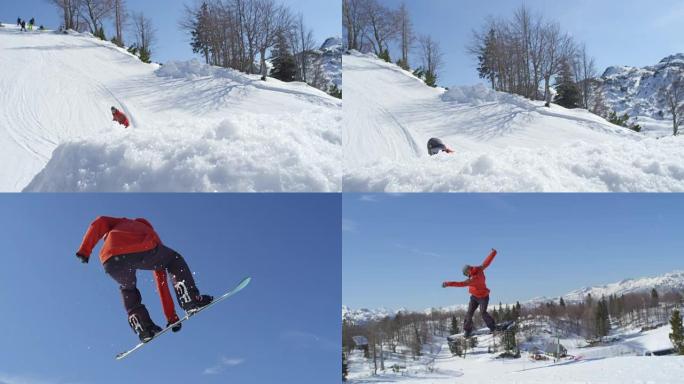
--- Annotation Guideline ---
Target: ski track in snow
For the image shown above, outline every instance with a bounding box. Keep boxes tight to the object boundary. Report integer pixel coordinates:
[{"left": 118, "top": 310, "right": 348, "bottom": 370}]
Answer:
[
  {"left": 343, "top": 51, "right": 684, "bottom": 192},
  {"left": 0, "top": 25, "right": 341, "bottom": 192}
]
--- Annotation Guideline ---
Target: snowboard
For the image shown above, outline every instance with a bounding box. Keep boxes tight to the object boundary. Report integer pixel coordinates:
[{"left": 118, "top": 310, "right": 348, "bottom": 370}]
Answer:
[
  {"left": 115, "top": 276, "right": 252, "bottom": 360},
  {"left": 494, "top": 320, "right": 515, "bottom": 332}
]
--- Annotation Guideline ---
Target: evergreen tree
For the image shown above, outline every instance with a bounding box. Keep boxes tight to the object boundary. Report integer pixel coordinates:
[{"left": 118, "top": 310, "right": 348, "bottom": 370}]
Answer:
[
  {"left": 328, "top": 84, "right": 342, "bottom": 99},
  {"left": 95, "top": 25, "right": 106, "bottom": 40},
  {"left": 342, "top": 351, "right": 349, "bottom": 381},
  {"left": 501, "top": 328, "right": 519, "bottom": 357},
  {"left": 651, "top": 289, "right": 660, "bottom": 308},
  {"left": 477, "top": 28, "right": 498, "bottom": 89},
  {"left": 397, "top": 58, "right": 410, "bottom": 71},
  {"left": 424, "top": 70, "right": 437, "bottom": 87},
  {"left": 139, "top": 45, "right": 152, "bottom": 64},
  {"left": 190, "top": 2, "right": 211, "bottom": 64},
  {"left": 594, "top": 297, "right": 610, "bottom": 338},
  {"left": 560, "top": 297, "right": 566, "bottom": 308},
  {"left": 553, "top": 58, "right": 581, "bottom": 108},
  {"left": 378, "top": 48, "right": 391, "bottom": 63},
  {"left": 412, "top": 67, "right": 425, "bottom": 79},
  {"left": 670, "top": 309, "right": 684, "bottom": 354},
  {"left": 450, "top": 316, "right": 460, "bottom": 335},
  {"left": 270, "top": 32, "right": 297, "bottom": 82}
]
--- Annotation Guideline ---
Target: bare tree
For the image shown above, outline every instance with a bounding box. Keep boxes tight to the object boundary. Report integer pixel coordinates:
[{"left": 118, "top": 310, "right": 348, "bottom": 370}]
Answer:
[
  {"left": 574, "top": 43, "right": 597, "bottom": 110},
  {"left": 361, "top": 0, "right": 398, "bottom": 56},
  {"left": 396, "top": 2, "right": 413, "bottom": 69},
  {"left": 541, "top": 23, "right": 574, "bottom": 107},
  {"left": 81, "top": 0, "right": 114, "bottom": 33},
  {"left": 342, "top": 0, "right": 367, "bottom": 51},
  {"left": 419, "top": 34, "right": 443, "bottom": 87},
  {"left": 46, "top": 0, "right": 82, "bottom": 30},
  {"left": 661, "top": 73, "right": 684, "bottom": 136},
  {"left": 131, "top": 11, "right": 156, "bottom": 63},
  {"left": 290, "top": 13, "right": 317, "bottom": 82},
  {"left": 112, "top": 0, "right": 127, "bottom": 46}
]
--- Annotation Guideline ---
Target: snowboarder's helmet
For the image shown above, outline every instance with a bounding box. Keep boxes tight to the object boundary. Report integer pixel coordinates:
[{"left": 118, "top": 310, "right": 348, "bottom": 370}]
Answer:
[
  {"left": 462, "top": 265, "right": 471, "bottom": 277},
  {"left": 111, "top": 106, "right": 117, "bottom": 112}
]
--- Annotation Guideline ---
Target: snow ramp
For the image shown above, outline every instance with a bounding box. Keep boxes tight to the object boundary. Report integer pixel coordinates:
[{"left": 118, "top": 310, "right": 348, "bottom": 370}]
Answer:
[
  {"left": 0, "top": 24, "right": 340, "bottom": 191},
  {"left": 343, "top": 51, "right": 684, "bottom": 192}
]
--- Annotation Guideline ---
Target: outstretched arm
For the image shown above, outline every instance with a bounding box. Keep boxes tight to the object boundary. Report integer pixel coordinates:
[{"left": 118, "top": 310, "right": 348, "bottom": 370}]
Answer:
[
  {"left": 76, "top": 216, "right": 120, "bottom": 261},
  {"left": 442, "top": 279, "right": 471, "bottom": 288},
  {"left": 154, "top": 270, "right": 180, "bottom": 327},
  {"left": 480, "top": 249, "right": 497, "bottom": 270}
]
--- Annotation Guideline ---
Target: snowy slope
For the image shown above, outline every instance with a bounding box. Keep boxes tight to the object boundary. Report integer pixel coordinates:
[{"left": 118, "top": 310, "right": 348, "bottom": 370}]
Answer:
[
  {"left": 0, "top": 24, "right": 341, "bottom": 192},
  {"left": 347, "top": 330, "right": 684, "bottom": 384},
  {"left": 600, "top": 54, "right": 684, "bottom": 135},
  {"left": 343, "top": 51, "right": 684, "bottom": 192}
]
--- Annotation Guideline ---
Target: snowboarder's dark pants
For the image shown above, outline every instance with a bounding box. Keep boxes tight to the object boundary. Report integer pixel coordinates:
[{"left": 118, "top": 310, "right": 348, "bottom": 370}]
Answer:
[
  {"left": 104, "top": 244, "right": 199, "bottom": 320},
  {"left": 464, "top": 295, "right": 496, "bottom": 336}
]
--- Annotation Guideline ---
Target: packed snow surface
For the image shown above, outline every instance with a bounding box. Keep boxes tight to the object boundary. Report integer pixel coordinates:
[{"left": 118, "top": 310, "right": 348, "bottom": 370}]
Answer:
[
  {"left": 0, "top": 24, "right": 341, "bottom": 191},
  {"left": 343, "top": 51, "right": 684, "bottom": 192},
  {"left": 347, "top": 327, "right": 684, "bottom": 384}
]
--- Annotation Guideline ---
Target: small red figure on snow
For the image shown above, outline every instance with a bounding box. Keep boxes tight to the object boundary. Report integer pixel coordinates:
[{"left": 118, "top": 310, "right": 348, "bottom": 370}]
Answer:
[{"left": 111, "top": 106, "right": 130, "bottom": 128}]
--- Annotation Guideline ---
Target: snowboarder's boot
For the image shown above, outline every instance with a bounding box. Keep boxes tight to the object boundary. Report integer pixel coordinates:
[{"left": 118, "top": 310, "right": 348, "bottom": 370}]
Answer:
[
  {"left": 183, "top": 294, "right": 214, "bottom": 315},
  {"left": 128, "top": 307, "right": 162, "bottom": 343}
]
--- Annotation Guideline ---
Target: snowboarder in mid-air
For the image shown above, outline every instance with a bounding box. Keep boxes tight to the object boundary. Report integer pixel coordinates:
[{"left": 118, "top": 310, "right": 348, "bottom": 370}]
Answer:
[
  {"left": 442, "top": 249, "right": 505, "bottom": 338},
  {"left": 76, "top": 216, "right": 213, "bottom": 342},
  {"left": 427, "top": 137, "right": 454, "bottom": 156},
  {"left": 111, "top": 106, "right": 130, "bottom": 128}
]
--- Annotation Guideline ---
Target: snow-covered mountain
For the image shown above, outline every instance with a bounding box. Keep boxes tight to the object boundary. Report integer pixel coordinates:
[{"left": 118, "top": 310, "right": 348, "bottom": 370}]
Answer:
[
  {"left": 0, "top": 24, "right": 341, "bottom": 192},
  {"left": 309, "top": 36, "right": 342, "bottom": 91},
  {"left": 343, "top": 270, "right": 684, "bottom": 322},
  {"left": 600, "top": 53, "right": 684, "bottom": 134},
  {"left": 343, "top": 51, "right": 684, "bottom": 192},
  {"left": 559, "top": 270, "right": 684, "bottom": 302},
  {"left": 601, "top": 53, "right": 684, "bottom": 118}
]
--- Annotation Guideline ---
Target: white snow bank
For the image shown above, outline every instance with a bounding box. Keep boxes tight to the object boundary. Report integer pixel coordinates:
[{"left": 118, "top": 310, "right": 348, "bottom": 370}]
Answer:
[
  {"left": 344, "top": 136, "right": 684, "bottom": 192},
  {"left": 156, "top": 59, "right": 245, "bottom": 80},
  {"left": 24, "top": 112, "right": 341, "bottom": 192},
  {"left": 442, "top": 84, "right": 499, "bottom": 105}
]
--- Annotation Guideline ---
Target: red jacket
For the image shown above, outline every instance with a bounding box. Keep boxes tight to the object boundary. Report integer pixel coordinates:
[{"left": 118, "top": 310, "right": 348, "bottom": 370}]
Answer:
[
  {"left": 77, "top": 216, "right": 178, "bottom": 324},
  {"left": 112, "top": 109, "right": 130, "bottom": 128},
  {"left": 77, "top": 216, "right": 160, "bottom": 264},
  {"left": 444, "top": 249, "right": 497, "bottom": 298}
]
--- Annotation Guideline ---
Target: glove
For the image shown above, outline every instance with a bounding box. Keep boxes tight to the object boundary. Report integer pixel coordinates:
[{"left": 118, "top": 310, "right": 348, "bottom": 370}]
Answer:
[
  {"left": 76, "top": 253, "right": 89, "bottom": 264},
  {"left": 442, "top": 282, "right": 448, "bottom": 288}
]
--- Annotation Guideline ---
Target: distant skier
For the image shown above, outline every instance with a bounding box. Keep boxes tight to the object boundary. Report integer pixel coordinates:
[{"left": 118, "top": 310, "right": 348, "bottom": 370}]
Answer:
[
  {"left": 28, "top": 18, "right": 34, "bottom": 31},
  {"left": 427, "top": 137, "right": 454, "bottom": 156},
  {"left": 76, "top": 216, "right": 214, "bottom": 342},
  {"left": 442, "top": 249, "right": 499, "bottom": 337},
  {"left": 20, "top": 20, "right": 26, "bottom": 32},
  {"left": 111, "top": 106, "right": 130, "bottom": 128},
  {"left": 17, "top": 17, "right": 21, "bottom": 26}
]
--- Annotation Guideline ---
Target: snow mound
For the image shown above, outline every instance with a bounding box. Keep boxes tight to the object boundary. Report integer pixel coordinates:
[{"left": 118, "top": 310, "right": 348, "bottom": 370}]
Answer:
[
  {"left": 344, "top": 50, "right": 684, "bottom": 192},
  {"left": 0, "top": 24, "right": 340, "bottom": 191},
  {"left": 25, "top": 113, "right": 341, "bottom": 192},
  {"left": 442, "top": 84, "right": 499, "bottom": 104},
  {"left": 156, "top": 59, "right": 244, "bottom": 80}
]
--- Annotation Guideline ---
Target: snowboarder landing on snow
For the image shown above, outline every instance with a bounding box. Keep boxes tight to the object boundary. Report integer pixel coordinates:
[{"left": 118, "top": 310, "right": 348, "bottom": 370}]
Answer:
[
  {"left": 111, "top": 106, "right": 130, "bottom": 128},
  {"left": 76, "top": 216, "right": 214, "bottom": 342},
  {"left": 442, "top": 249, "right": 498, "bottom": 338},
  {"left": 427, "top": 137, "right": 454, "bottom": 156}
]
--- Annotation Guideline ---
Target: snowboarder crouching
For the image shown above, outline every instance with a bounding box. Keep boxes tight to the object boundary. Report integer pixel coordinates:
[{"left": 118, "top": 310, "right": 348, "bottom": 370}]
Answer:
[
  {"left": 427, "top": 137, "right": 454, "bottom": 156},
  {"left": 111, "top": 106, "right": 130, "bottom": 128},
  {"left": 76, "top": 216, "right": 213, "bottom": 342},
  {"left": 442, "top": 249, "right": 498, "bottom": 337}
]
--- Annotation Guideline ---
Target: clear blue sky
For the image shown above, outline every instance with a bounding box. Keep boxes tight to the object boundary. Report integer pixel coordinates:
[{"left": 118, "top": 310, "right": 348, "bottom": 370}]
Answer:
[
  {"left": 343, "top": 194, "right": 684, "bottom": 311},
  {"left": 0, "top": 194, "right": 340, "bottom": 384},
  {"left": 380, "top": 0, "right": 684, "bottom": 87},
  {"left": 1, "top": 0, "right": 340, "bottom": 63}
]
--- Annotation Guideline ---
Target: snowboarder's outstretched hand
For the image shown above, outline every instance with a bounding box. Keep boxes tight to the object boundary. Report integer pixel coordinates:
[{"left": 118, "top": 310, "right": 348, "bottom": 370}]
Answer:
[
  {"left": 442, "top": 282, "right": 448, "bottom": 288},
  {"left": 76, "top": 253, "right": 88, "bottom": 264}
]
